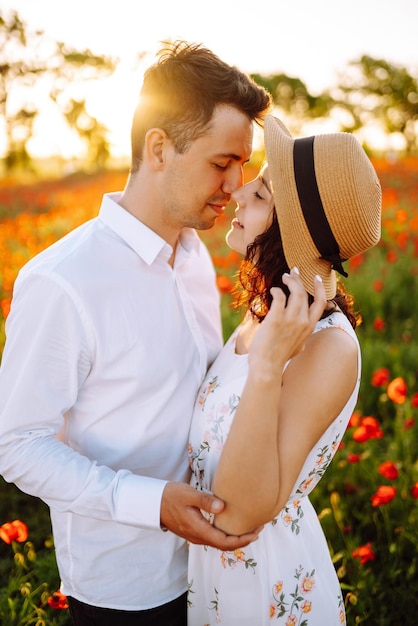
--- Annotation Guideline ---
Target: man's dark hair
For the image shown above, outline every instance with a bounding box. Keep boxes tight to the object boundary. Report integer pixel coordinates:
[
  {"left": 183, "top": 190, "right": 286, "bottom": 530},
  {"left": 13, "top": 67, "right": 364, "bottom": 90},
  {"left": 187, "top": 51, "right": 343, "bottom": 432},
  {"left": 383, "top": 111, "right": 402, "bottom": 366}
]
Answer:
[{"left": 130, "top": 40, "right": 272, "bottom": 171}]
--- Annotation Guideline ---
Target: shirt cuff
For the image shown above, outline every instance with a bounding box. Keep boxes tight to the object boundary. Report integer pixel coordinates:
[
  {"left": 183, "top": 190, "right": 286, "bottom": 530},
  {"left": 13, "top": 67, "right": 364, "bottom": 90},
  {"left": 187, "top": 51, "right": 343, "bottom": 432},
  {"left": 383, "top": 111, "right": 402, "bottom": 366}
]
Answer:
[{"left": 115, "top": 473, "right": 168, "bottom": 530}]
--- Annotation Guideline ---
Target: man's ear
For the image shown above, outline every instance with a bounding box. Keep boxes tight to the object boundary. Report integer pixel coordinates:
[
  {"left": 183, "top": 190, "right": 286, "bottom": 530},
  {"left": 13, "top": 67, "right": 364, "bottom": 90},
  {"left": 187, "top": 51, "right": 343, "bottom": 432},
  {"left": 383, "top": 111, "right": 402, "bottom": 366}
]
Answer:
[{"left": 144, "top": 128, "right": 171, "bottom": 170}]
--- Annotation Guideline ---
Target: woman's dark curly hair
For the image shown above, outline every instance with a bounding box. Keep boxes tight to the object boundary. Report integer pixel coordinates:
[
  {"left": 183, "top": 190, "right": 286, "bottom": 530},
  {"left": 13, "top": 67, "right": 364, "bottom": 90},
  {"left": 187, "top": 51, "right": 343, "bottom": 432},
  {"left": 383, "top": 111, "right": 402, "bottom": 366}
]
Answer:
[{"left": 232, "top": 210, "right": 358, "bottom": 329}]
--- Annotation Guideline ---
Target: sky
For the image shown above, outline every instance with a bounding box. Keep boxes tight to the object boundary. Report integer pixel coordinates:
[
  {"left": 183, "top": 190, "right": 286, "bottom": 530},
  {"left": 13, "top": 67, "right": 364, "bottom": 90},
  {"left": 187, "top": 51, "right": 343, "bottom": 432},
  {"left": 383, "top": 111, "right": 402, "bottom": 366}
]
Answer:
[{"left": 2, "top": 0, "right": 418, "bottom": 158}]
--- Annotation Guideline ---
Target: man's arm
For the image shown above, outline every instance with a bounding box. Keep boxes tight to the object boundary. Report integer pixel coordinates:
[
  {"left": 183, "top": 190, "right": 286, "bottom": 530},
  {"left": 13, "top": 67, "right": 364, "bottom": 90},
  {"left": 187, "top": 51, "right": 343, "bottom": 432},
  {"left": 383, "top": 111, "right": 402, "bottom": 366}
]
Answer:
[{"left": 0, "top": 273, "right": 259, "bottom": 548}]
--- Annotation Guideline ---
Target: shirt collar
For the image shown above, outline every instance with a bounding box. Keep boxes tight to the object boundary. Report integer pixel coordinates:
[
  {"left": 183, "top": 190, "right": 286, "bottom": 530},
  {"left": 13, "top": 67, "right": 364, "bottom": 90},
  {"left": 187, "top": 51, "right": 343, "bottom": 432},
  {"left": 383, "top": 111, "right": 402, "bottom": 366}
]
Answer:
[
  {"left": 98, "top": 192, "right": 201, "bottom": 265},
  {"left": 177, "top": 226, "right": 201, "bottom": 255}
]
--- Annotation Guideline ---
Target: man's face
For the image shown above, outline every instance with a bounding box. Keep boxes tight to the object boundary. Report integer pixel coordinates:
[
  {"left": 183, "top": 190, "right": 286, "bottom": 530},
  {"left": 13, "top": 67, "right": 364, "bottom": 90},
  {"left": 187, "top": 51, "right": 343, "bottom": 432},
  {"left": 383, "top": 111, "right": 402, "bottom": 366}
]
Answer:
[{"left": 159, "top": 105, "right": 254, "bottom": 235}]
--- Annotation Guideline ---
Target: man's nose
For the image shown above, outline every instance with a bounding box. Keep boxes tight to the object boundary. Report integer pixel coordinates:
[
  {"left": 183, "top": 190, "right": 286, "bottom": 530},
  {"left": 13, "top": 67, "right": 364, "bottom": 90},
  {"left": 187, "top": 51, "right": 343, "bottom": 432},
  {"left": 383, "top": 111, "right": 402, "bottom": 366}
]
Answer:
[{"left": 221, "top": 165, "right": 244, "bottom": 194}]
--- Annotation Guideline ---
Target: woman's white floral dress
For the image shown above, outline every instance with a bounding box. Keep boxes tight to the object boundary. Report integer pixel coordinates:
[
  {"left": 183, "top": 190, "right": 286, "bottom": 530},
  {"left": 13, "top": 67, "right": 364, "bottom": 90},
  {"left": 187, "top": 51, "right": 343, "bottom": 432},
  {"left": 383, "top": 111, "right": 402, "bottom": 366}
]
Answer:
[{"left": 188, "top": 312, "right": 360, "bottom": 625}]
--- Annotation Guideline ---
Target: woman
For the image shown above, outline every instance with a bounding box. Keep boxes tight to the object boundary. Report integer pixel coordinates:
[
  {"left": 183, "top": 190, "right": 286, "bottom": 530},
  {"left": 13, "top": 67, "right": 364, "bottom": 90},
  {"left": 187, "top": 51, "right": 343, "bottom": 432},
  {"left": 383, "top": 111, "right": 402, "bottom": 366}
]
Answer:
[{"left": 187, "top": 115, "right": 382, "bottom": 625}]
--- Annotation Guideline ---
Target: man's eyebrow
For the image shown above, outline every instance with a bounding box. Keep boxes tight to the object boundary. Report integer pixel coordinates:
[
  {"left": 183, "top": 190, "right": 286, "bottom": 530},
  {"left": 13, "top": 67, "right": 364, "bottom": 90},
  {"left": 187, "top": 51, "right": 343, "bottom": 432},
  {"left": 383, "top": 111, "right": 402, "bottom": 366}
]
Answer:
[{"left": 214, "top": 153, "right": 250, "bottom": 163}]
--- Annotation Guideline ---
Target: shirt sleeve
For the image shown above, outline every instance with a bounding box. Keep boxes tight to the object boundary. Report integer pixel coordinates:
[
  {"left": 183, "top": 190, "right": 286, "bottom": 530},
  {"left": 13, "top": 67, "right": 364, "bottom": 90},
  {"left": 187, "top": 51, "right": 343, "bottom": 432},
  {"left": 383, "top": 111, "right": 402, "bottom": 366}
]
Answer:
[{"left": 0, "top": 272, "right": 166, "bottom": 530}]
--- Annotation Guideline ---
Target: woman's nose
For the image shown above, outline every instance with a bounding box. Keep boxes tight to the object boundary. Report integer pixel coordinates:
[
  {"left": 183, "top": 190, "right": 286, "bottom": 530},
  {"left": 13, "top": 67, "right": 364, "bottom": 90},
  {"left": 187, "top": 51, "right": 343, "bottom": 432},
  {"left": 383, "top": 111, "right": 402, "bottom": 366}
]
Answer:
[{"left": 231, "top": 180, "right": 246, "bottom": 206}]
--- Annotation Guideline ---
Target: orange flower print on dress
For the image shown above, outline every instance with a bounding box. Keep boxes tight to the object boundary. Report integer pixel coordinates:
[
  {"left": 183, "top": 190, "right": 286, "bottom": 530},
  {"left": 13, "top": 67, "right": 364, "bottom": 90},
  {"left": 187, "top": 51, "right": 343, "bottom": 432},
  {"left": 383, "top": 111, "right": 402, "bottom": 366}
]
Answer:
[
  {"left": 274, "top": 581, "right": 284, "bottom": 594},
  {"left": 300, "top": 477, "right": 315, "bottom": 492},
  {"left": 219, "top": 549, "right": 257, "bottom": 572},
  {"left": 271, "top": 566, "right": 317, "bottom": 623},
  {"left": 280, "top": 439, "right": 342, "bottom": 536},
  {"left": 198, "top": 375, "right": 220, "bottom": 410},
  {"left": 234, "top": 549, "right": 245, "bottom": 562},
  {"left": 282, "top": 512, "right": 293, "bottom": 526},
  {"left": 220, "top": 552, "right": 228, "bottom": 569},
  {"left": 301, "top": 575, "right": 315, "bottom": 593},
  {"left": 301, "top": 599, "right": 312, "bottom": 613}
]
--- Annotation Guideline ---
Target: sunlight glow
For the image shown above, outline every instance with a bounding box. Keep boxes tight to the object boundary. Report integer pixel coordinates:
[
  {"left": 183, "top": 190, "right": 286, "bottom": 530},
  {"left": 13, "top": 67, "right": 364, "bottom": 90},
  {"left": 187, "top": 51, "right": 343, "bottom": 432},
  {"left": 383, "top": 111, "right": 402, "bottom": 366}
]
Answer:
[{"left": 1, "top": 0, "right": 417, "bottom": 161}]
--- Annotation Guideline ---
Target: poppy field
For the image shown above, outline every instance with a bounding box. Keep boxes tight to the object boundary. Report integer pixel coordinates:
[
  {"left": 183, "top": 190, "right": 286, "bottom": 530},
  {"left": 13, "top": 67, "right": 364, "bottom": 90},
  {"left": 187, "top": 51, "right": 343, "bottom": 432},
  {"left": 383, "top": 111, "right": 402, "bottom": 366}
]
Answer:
[{"left": 0, "top": 157, "right": 418, "bottom": 624}]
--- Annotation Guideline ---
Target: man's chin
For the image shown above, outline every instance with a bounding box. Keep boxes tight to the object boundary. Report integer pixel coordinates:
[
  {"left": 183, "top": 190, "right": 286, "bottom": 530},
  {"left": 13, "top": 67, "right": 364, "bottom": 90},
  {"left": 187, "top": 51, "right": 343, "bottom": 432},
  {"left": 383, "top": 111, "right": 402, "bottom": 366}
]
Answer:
[{"left": 192, "top": 217, "right": 218, "bottom": 231}]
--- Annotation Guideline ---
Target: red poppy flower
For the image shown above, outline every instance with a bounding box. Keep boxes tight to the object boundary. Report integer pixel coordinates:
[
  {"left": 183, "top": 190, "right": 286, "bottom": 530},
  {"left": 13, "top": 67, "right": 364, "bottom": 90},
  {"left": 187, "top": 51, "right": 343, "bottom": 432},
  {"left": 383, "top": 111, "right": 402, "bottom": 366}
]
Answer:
[
  {"left": 352, "top": 542, "right": 375, "bottom": 565},
  {"left": 396, "top": 231, "right": 409, "bottom": 249},
  {"left": 348, "top": 411, "right": 361, "bottom": 428},
  {"left": 224, "top": 249, "right": 241, "bottom": 268},
  {"left": 348, "top": 254, "right": 364, "bottom": 271},
  {"left": 373, "top": 317, "right": 386, "bottom": 332},
  {"left": 347, "top": 453, "right": 361, "bottom": 463},
  {"left": 411, "top": 483, "right": 418, "bottom": 499},
  {"left": 352, "top": 416, "right": 384, "bottom": 442},
  {"left": 0, "top": 297, "right": 11, "bottom": 318},
  {"left": 216, "top": 275, "right": 233, "bottom": 293},
  {"left": 377, "top": 461, "right": 399, "bottom": 480},
  {"left": 411, "top": 393, "right": 418, "bottom": 408},
  {"left": 361, "top": 416, "right": 384, "bottom": 434},
  {"left": 47, "top": 589, "right": 69, "bottom": 610},
  {"left": 352, "top": 426, "right": 368, "bottom": 442},
  {"left": 387, "top": 377, "right": 408, "bottom": 405},
  {"left": 371, "top": 367, "right": 390, "bottom": 387},
  {"left": 403, "top": 417, "right": 415, "bottom": 430},
  {"left": 396, "top": 208, "right": 408, "bottom": 224},
  {"left": 0, "top": 520, "right": 29, "bottom": 544},
  {"left": 386, "top": 249, "right": 398, "bottom": 263},
  {"left": 372, "top": 279, "right": 384, "bottom": 292},
  {"left": 371, "top": 485, "right": 396, "bottom": 507}
]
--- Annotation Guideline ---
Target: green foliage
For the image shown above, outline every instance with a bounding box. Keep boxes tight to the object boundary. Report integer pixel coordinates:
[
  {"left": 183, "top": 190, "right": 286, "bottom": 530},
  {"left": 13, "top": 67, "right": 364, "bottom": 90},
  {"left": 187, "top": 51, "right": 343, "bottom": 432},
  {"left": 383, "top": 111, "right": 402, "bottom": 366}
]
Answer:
[
  {"left": 253, "top": 56, "right": 418, "bottom": 154},
  {"left": 307, "top": 162, "right": 418, "bottom": 624},
  {"left": 0, "top": 9, "right": 117, "bottom": 172},
  {"left": 0, "top": 480, "right": 70, "bottom": 625},
  {"left": 331, "top": 56, "right": 418, "bottom": 153},
  {"left": 251, "top": 72, "right": 334, "bottom": 138}
]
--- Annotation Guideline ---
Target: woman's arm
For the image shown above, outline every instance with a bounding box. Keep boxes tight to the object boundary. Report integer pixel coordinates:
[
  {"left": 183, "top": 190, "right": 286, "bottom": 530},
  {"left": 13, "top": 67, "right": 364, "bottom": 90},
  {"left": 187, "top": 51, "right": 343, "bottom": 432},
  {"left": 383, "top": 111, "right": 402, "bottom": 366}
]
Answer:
[{"left": 213, "top": 271, "right": 357, "bottom": 535}]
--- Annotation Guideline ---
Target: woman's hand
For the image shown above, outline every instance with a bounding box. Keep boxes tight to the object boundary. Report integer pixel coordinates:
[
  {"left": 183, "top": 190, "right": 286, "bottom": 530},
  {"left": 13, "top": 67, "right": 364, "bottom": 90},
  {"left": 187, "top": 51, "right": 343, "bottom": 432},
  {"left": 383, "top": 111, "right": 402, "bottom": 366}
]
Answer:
[{"left": 248, "top": 268, "right": 327, "bottom": 377}]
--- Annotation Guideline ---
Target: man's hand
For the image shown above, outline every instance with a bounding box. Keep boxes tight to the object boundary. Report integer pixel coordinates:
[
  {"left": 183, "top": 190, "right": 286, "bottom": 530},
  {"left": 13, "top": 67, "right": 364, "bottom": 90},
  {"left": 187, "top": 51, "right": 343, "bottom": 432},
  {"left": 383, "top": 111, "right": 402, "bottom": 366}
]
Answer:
[{"left": 160, "top": 482, "right": 261, "bottom": 550}]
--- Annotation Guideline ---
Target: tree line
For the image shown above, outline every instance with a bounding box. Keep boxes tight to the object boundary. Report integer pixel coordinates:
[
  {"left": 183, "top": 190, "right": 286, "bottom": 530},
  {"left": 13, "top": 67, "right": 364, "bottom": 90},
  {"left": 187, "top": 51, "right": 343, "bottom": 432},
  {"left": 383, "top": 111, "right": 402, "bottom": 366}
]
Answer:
[{"left": 1, "top": 9, "right": 418, "bottom": 172}]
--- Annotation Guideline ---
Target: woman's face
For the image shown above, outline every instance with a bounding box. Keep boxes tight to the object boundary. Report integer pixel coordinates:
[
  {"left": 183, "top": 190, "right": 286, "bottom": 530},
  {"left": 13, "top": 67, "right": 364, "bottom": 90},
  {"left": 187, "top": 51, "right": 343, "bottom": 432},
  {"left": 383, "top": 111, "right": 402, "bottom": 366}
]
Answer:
[{"left": 226, "top": 165, "right": 274, "bottom": 255}]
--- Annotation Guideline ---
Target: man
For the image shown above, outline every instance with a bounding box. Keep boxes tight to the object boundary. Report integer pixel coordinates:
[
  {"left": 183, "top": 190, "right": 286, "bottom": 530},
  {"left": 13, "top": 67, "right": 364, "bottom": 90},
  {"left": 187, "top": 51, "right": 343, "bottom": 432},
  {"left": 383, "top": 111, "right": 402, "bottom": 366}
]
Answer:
[{"left": 0, "top": 41, "right": 271, "bottom": 625}]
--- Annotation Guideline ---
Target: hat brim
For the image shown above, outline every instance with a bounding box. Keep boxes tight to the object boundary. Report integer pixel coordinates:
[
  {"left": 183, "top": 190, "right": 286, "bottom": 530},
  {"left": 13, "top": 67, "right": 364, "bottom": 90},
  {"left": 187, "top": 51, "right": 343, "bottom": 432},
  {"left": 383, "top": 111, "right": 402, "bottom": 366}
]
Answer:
[{"left": 264, "top": 115, "right": 337, "bottom": 299}]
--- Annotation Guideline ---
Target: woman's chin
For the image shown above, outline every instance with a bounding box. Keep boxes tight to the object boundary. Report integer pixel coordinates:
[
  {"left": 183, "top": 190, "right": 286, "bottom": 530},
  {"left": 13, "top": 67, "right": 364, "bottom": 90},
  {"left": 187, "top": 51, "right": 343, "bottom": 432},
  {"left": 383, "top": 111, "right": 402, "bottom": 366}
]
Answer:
[{"left": 225, "top": 230, "right": 244, "bottom": 254}]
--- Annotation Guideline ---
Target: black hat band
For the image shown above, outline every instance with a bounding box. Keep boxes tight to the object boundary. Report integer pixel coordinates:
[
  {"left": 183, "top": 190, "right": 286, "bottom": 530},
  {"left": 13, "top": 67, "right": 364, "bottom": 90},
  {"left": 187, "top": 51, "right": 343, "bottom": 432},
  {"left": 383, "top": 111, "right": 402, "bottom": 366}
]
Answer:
[{"left": 293, "top": 136, "right": 348, "bottom": 278}]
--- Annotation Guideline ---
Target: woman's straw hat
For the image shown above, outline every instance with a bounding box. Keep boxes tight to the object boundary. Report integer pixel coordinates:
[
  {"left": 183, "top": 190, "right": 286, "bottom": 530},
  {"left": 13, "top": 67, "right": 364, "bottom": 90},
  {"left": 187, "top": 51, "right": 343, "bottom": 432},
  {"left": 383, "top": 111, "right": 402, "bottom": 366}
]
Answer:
[{"left": 264, "top": 115, "right": 382, "bottom": 299}]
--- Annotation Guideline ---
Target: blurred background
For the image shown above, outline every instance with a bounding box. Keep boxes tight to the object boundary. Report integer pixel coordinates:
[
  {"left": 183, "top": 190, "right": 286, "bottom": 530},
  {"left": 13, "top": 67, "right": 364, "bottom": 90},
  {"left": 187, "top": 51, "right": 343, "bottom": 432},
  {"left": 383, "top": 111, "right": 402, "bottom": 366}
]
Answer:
[{"left": 1, "top": 0, "right": 418, "bottom": 177}]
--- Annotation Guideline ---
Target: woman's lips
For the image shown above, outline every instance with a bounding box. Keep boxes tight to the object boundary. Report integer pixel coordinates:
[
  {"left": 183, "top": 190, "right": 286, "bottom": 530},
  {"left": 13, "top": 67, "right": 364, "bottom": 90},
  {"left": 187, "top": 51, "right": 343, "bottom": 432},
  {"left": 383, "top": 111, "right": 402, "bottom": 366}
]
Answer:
[{"left": 231, "top": 217, "right": 244, "bottom": 228}]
